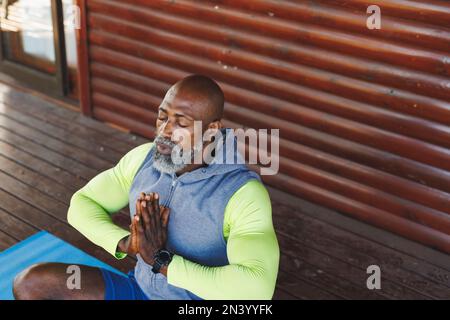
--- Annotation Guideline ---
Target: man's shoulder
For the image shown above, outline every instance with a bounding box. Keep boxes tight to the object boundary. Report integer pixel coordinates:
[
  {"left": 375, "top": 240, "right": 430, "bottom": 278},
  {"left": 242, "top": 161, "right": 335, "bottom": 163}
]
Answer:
[
  {"left": 125, "top": 142, "right": 155, "bottom": 157},
  {"left": 120, "top": 142, "right": 154, "bottom": 164},
  {"left": 231, "top": 178, "right": 268, "bottom": 202},
  {"left": 116, "top": 142, "right": 155, "bottom": 179},
  {"left": 226, "top": 178, "right": 270, "bottom": 213},
  {"left": 223, "top": 178, "right": 272, "bottom": 230}
]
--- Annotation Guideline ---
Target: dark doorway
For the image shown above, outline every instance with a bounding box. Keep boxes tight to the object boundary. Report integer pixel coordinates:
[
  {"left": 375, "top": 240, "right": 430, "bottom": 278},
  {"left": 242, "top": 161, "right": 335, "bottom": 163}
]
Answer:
[{"left": 0, "top": 0, "right": 79, "bottom": 101}]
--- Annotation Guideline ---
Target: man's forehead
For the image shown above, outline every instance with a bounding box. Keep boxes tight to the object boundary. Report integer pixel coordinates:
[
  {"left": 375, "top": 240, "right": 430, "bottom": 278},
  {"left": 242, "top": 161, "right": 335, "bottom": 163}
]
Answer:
[
  {"left": 161, "top": 88, "right": 208, "bottom": 117},
  {"left": 165, "top": 85, "right": 205, "bottom": 102}
]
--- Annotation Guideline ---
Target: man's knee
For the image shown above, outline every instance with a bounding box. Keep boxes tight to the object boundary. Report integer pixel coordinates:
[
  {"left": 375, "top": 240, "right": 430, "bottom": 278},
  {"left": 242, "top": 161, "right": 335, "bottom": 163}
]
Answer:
[{"left": 13, "top": 263, "right": 56, "bottom": 300}]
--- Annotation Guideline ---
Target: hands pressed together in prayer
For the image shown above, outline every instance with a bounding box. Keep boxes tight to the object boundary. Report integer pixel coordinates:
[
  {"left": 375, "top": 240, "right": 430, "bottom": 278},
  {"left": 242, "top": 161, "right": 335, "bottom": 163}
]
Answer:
[{"left": 118, "top": 192, "right": 171, "bottom": 275}]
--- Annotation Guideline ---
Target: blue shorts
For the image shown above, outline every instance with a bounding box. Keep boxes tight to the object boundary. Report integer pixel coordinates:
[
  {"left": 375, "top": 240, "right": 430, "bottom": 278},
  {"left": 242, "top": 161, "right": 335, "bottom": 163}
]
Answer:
[{"left": 99, "top": 268, "right": 149, "bottom": 300}]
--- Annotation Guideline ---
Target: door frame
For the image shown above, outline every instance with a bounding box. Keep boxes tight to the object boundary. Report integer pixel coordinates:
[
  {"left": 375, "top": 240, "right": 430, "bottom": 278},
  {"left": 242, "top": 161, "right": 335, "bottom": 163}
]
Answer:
[{"left": 0, "top": 0, "right": 68, "bottom": 97}]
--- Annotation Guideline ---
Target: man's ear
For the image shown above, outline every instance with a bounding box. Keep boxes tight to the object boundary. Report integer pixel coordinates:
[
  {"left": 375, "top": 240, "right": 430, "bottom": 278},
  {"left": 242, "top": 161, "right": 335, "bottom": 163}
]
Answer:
[
  {"left": 203, "top": 120, "right": 222, "bottom": 145},
  {"left": 208, "top": 120, "right": 222, "bottom": 131}
]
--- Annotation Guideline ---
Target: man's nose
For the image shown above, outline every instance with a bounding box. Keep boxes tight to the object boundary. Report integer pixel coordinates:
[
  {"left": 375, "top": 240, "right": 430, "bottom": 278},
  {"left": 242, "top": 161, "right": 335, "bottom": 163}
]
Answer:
[{"left": 158, "top": 120, "right": 173, "bottom": 139}]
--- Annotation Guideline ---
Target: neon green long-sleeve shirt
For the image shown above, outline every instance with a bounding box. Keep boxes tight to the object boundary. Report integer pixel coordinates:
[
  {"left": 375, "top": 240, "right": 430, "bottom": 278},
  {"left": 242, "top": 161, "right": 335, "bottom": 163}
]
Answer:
[{"left": 67, "top": 142, "right": 280, "bottom": 299}]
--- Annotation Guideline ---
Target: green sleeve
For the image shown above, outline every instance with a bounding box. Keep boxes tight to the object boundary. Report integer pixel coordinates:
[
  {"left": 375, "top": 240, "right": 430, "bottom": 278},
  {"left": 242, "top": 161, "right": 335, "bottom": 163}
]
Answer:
[
  {"left": 67, "top": 142, "right": 153, "bottom": 258},
  {"left": 167, "top": 179, "right": 280, "bottom": 300}
]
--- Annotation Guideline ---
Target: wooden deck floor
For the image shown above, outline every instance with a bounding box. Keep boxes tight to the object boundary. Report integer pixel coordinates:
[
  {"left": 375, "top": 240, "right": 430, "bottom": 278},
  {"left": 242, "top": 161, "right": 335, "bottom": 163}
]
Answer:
[{"left": 0, "top": 82, "right": 449, "bottom": 300}]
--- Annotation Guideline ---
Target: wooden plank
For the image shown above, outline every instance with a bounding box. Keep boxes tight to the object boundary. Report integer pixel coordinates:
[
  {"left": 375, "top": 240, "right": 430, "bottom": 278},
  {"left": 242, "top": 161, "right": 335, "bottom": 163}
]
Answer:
[
  {"left": 0, "top": 126, "right": 97, "bottom": 180},
  {"left": 0, "top": 166, "right": 130, "bottom": 236},
  {"left": 0, "top": 188, "right": 71, "bottom": 240},
  {"left": 0, "top": 207, "right": 38, "bottom": 240},
  {"left": 273, "top": 287, "right": 300, "bottom": 300},
  {"left": 0, "top": 114, "right": 111, "bottom": 172},
  {"left": 0, "top": 131, "right": 131, "bottom": 217},
  {"left": 0, "top": 90, "right": 142, "bottom": 156},
  {"left": 273, "top": 209, "right": 450, "bottom": 299},
  {"left": 0, "top": 170, "right": 73, "bottom": 225},
  {"left": 0, "top": 154, "right": 76, "bottom": 204},
  {"left": 278, "top": 237, "right": 385, "bottom": 299},
  {"left": 94, "top": 107, "right": 156, "bottom": 139},
  {"left": 272, "top": 194, "right": 450, "bottom": 283},
  {"left": 0, "top": 83, "right": 148, "bottom": 147},
  {"left": 275, "top": 270, "right": 341, "bottom": 300},
  {"left": 0, "top": 230, "right": 18, "bottom": 251},
  {"left": 323, "top": 0, "right": 450, "bottom": 26},
  {"left": 277, "top": 230, "right": 431, "bottom": 300},
  {"left": 0, "top": 141, "right": 86, "bottom": 191},
  {"left": 0, "top": 103, "right": 123, "bottom": 164}
]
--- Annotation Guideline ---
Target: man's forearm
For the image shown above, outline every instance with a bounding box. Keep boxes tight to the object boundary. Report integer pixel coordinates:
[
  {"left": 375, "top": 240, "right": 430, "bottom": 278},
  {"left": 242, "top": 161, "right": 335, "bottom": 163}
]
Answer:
[
  {"left": 67, "top": 189, "right": 130, "bottom": 258},
  {"left": 67, "top": 143, "right": 153, "bottom": 259}
]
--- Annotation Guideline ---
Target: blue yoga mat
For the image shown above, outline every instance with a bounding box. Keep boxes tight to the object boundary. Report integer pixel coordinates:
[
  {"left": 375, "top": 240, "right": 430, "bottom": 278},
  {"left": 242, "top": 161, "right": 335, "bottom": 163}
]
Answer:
[{"left": 0, "top": 231, "right": 124, "bottom": 300}]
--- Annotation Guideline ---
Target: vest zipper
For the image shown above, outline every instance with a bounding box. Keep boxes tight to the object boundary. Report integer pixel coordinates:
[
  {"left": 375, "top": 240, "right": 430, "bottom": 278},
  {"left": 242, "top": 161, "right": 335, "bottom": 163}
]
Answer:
[{"left": 164, "top": 176, "right": 178, "bottom": 207}]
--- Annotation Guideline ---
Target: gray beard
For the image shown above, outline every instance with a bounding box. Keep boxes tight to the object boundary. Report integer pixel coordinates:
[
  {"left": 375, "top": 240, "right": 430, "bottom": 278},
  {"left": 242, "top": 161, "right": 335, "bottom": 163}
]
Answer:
[
  {"left": 152, "top": 151, "right": 188, "bottom": 175},
  {"left": 152, "top": 137, "right": 204, "bottom": 175}
]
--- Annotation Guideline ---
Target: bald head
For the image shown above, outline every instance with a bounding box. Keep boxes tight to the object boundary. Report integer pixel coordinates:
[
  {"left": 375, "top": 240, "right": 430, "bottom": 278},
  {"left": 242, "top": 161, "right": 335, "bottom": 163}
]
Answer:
[
  {"left": 167, "top": 75, "right": 224, "bottom": 124},
  {"left": 154, "top": 75, "right": 225, "bottom": 174}
]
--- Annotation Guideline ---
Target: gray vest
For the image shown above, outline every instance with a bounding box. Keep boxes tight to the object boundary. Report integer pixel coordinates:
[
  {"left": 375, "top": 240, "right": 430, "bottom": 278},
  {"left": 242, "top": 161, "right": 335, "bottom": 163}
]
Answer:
[{"left": 129, "top": 129, "right": 261, "bottom": 299}]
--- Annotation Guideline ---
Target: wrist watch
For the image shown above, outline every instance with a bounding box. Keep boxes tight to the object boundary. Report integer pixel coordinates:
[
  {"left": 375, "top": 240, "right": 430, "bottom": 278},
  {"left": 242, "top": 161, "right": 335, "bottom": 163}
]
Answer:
[{"left": 152, "top": 248, "right": 174, "bottom": 274}]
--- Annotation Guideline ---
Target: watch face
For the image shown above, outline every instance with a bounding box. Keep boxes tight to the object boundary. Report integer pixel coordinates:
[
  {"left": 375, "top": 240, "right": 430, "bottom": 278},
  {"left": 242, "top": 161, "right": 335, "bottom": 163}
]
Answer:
[{"left": 158, "top": 250, "right": 172, "bottom": 263}]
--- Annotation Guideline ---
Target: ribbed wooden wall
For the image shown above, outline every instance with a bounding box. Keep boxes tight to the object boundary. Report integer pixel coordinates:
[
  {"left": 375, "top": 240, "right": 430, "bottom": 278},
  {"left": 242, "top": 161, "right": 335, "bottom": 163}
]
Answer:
[{"left": 80, "top": 0, "right": 450, "bottom": 253}]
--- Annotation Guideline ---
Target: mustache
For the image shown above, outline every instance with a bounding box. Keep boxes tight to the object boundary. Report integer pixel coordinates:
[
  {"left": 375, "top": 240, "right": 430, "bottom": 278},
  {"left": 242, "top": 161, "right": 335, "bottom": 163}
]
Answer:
[{"left": 154, "top": 135, "right": 177, "bottom": 148}]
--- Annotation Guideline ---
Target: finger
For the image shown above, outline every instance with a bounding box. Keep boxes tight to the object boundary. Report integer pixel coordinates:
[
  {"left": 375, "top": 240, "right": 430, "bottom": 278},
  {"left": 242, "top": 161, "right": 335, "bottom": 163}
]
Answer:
[
  {"left": 146, "top": 193, "right": 156, "bottom": 233},
  {"left": 147, "top": 193, "right": 160, "bottom": 242},
  {"left": 138, "top": 193, "right": 145, "bottom": 207},
  {"left": 152, "top": 193, "right": 160, "bottom": 215},
  {"left": 134, "top": 216, "right": 141, "bottom": 253},
  {"left": 153, "top": 193, "right": 161, "bottom": 240},
  {"left": 135, "top": 215, "right": 145, "bottom": 246},
  {"left": 139, "top": 193, "right": 147, "bottom": 217},
  {"left": 136, "top": 200, "right": 144, "bottom": 238},
  {"left": 152, "top": 193, "right": 161, "bottom": 229},
  {"left": 140, "top": 200, "right": 150, "bottom": 241},
  {"left": 161, "top": 207, "right": 170, "bottom": 228},
  {"left": 140, "top": 196, "right": 152, "bottom": 232},
  {"left": 135, "top": 197, "right": 142, "bottom": 218}
]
